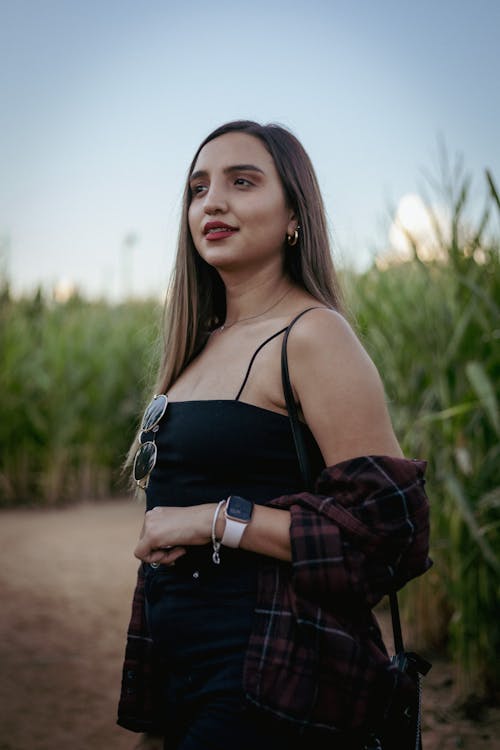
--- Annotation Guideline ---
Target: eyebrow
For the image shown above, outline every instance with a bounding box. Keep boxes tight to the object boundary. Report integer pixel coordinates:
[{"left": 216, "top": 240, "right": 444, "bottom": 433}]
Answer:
[{"left": 189, "top": 164, "right": 265, "bottom": 182}]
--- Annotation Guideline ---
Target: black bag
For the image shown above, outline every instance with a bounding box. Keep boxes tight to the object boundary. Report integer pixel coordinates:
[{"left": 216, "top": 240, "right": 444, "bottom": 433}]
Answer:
[
  {"left": 280, "top": 309, "right": 432, "bottom": 750},
  {"left": 362, "top": 592, "right": 432, "bottom": 750}
]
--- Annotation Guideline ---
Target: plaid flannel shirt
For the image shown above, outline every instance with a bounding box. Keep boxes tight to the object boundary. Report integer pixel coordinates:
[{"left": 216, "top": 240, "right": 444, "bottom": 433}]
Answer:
[{"left": 117, "top": 454, "right": 431, "bottom": 735}]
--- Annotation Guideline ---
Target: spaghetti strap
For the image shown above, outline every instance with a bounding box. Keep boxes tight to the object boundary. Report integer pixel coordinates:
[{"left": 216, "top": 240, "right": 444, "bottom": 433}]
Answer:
[
  {"left": 235, "top": 327, "right": 288, "bottom": 401},
  {"left": 235, "top": 307, "right": 326, "bottom": 401}
]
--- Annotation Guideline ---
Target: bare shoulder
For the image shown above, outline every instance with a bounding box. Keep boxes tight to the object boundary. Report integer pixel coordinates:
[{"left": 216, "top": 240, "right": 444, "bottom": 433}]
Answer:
[
  {"left": 287, "top": 307, "right": 375, "bottom": 377},
  {"left": 286, "top": 307, "right": 403, "bottom": 465}
]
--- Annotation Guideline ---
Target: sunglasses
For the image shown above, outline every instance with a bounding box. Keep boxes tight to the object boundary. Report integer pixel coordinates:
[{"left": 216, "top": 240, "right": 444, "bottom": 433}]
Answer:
[{"left": 133, "top": 394, "right": 168, "bottom": 489}]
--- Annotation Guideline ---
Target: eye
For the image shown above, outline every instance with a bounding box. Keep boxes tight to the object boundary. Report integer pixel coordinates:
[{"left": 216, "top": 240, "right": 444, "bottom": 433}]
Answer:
[
  {"left": 190, "top": 183, "right": 207, "bottom": 196},
  {"left": 234, "top": 177, "right": 252, "bottom": 187}
]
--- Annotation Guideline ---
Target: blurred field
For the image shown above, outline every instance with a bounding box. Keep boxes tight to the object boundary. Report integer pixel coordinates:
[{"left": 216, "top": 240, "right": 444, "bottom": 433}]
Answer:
[{"left": 0, "top": 498, "right": 499, "bottom": 750}]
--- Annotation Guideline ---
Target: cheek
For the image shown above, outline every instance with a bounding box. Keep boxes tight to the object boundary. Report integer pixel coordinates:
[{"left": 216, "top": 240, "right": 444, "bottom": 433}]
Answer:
[
  {"left": 187, "top": 207, "right": 203, "bottom": 254},
  {"left": 252, "top": 201, "right": 289, "bottom": 239},
  {"left": 187, "top": 203, "right": 199, "bottom": 235}
]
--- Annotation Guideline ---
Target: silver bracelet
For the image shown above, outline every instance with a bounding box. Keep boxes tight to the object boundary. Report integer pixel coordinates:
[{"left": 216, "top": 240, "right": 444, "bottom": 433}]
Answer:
[{"left": 211, "top": 499, "right": 226, "bottom": 564}]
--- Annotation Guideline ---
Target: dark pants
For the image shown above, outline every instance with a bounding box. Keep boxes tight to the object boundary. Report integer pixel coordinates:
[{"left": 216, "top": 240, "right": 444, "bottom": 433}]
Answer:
[
  {"left": 144, "top": 560, "right": 363, "bottom": 750},
  {"left": 161, "top": 692, "right": 346, "bottom": 750}
]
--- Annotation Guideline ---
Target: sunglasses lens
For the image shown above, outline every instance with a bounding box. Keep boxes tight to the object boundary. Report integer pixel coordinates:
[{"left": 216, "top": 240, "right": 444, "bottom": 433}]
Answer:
[
  {"left": 133, "top": 441, "right": 157, "bottom": 482},
  {"left": 142, "top": 394, "right": 168, "bottom": 431}
]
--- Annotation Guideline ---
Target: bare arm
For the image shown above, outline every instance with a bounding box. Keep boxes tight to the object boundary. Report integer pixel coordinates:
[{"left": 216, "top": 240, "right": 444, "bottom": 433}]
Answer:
[
  {"left": 287, "top": 307, "right": 403, "bottom": 465},
  {"left": 133, "top": 500, "right": 292, "bottom": 564}
]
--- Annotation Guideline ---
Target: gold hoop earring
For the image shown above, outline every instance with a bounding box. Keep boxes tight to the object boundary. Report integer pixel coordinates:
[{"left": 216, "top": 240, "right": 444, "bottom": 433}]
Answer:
[{"left": 287, "top": 228, "right": 299, "bottom": 247}]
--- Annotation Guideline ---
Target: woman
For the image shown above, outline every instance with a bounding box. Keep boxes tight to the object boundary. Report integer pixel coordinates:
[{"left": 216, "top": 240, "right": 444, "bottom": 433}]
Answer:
[{"left": 117, "top": 121, "right": 431, "bottom": 750}]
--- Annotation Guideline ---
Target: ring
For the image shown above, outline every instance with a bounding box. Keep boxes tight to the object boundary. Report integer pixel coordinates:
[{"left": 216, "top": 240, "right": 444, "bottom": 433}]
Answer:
[{"left": 150, "top": 562, "right": 161, "bottom": 569}]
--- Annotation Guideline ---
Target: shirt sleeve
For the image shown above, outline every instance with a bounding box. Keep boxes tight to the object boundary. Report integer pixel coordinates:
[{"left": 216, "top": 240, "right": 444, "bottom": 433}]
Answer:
[{"left": 268, "top": 455, "right": 432, "bottom": 608}]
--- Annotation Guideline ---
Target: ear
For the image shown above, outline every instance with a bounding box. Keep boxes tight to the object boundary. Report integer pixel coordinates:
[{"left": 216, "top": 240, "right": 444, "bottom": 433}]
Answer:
[{"left": 286, "top": 209, "right": 298, "bottom": 237}]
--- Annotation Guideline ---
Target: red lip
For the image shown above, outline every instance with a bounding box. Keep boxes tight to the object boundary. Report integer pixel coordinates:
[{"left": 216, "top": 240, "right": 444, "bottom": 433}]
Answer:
[{"left": 203, "top": 221, "right": 238, "bottom": 235}]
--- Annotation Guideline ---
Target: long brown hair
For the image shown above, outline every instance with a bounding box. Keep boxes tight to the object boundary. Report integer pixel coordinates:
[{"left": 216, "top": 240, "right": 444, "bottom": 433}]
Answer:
[
  {"left": 124, "top": 120, "right": 346, "bottom": 482},
  {"left": 156, "top": 119, "right": 345, "bottom": 396}
]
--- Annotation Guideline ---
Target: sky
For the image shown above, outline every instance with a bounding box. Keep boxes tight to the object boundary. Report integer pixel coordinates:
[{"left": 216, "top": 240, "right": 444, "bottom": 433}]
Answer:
[{"left": 1, "top": 0, "right": 499, "bottom": 301}]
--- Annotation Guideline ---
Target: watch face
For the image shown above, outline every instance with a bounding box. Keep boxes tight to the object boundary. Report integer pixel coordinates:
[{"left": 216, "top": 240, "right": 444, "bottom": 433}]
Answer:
[{"left": 226, "top": 495, "right": 253, "bottom": 522}]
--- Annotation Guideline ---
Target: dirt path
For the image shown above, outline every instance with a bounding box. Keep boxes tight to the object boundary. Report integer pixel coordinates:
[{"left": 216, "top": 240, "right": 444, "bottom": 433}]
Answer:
[{"left": 0, "top": 499, "right": 498, "bottom": 749}]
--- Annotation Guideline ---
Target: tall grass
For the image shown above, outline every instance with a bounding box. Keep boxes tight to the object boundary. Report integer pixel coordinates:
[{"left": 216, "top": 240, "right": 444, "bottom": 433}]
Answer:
[
  {"left": 0, "top": 289, "right": 161, "bottom": 505},
  {"left": 347, "top": 166, "right": 500, "bottom": 701}
]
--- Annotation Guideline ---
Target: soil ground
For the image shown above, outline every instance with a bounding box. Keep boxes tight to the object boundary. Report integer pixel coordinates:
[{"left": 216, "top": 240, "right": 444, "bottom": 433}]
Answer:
[{"left": 0, "top": 498, "right": 498, "bottom": 750}]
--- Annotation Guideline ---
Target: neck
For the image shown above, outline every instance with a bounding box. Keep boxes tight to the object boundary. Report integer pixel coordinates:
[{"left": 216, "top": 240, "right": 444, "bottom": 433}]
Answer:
[{"left": 222, "top": 272, "right": 294, "bottom": 328}]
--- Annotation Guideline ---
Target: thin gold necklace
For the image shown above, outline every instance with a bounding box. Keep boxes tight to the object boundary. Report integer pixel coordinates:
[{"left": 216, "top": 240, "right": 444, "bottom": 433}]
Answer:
[{"left": 217, "top": 287, "right": 293, "bottom": 332}]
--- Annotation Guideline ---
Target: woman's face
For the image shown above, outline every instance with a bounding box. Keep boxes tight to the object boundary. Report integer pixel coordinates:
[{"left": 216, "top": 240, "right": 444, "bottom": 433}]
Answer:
[{"left": 188, "top": 132, "right": 296, "bottom": 273}]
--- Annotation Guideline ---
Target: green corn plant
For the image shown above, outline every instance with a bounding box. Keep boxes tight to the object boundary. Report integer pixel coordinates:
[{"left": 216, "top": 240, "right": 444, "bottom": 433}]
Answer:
[
  {"left": 347, "top": 166, "right": 500, "bottom": 702},
  {"left": 0, "top": 288, "right": 162, "bottom": 505}
]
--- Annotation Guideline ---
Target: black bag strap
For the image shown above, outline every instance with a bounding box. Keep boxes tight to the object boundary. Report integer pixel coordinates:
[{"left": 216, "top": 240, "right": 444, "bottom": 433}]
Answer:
[
  {"left": 389, "top": 590, "right": 404, "bottom": 653},
  {"left": 280, "top": 307, "right": 320, "bottom": 491},
  {"left": 280, "top": 307, "right": 406, "bottom": 653}
]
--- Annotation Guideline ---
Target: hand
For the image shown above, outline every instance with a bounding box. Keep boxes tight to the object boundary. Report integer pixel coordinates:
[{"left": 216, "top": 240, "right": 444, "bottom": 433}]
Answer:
[
  {"left": 134, "top": 504, "right": 216, "bottom": 565},
  {"left": 132, "top": 733, "right": 163, "bottom": 750}
]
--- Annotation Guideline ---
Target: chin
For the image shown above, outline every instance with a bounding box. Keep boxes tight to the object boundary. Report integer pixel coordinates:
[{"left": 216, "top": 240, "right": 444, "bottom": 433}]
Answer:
[{"left": 196, "top": 247, "right": 235, "bottom": 271}]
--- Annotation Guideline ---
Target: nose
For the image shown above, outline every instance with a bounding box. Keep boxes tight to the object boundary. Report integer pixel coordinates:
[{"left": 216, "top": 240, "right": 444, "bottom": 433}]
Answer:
[{"left": 202, "top": 182, "right": 228, "bottom": 215}]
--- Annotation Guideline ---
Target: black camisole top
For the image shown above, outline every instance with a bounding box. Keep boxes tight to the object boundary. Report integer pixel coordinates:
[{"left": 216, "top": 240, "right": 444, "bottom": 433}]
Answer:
[{"left": 145, "top": 326, "right": 325, "bottom": 566}]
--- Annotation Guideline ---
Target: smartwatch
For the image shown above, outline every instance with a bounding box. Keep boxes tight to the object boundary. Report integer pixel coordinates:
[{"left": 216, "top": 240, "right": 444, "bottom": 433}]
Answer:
[{"left": 221, "top": 495, "right": 254, "bottom": 548}]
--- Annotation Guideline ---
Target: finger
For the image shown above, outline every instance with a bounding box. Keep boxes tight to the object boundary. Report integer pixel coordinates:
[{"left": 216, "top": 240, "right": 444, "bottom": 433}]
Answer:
[
  {"left": 134, "top": 537, "right": 153, "bottom": 561},
  {"left": 148, "top": 546, "right": 170, "bottom": 565},
  {"left": 166, "top": 546, "right": 187, "bottom": 563},
  {"left": 134, "top": 522, "right": 164, "bottom": 559},
  {"left": 151, "top": 546, "right": 187, "bottom": 566}
]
